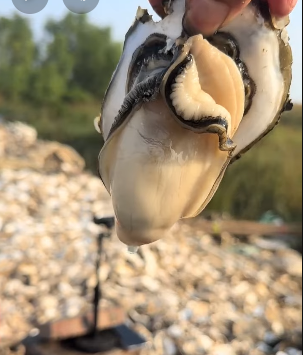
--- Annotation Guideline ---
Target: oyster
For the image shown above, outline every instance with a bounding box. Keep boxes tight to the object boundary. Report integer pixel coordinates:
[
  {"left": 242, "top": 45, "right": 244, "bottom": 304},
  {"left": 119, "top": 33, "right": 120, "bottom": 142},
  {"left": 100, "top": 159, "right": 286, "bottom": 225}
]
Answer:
[{"left": 97, "top": 0, "right": 292, "bottom": 247}]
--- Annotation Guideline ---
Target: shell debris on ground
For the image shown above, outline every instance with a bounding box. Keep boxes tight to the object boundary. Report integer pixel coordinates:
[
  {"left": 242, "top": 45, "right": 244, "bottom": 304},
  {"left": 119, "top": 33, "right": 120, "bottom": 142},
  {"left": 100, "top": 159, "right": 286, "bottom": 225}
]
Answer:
[{"left": 0, "top": 122, "right": 302, "bottom": 355}]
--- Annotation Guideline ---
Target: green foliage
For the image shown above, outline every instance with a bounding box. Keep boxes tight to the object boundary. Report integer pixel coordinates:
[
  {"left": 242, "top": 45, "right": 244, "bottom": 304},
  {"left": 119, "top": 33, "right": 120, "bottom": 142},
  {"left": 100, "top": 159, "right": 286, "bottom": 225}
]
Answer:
[
  {"left": 0, "top": 15, "right": 35, "bottom": 100},
  {"left": 43, "top": 14, "right": 122, "bottom": 100},
  {"left": 29, "top": 64, "right": 67, "bottom": 105},
  {"left": 206, "top": 107, "right": 302, "bottom": 222},
  {"left": 0, "top": 13, "right": 121, "bottom": 105},
  {"left": 0, "top": 13, "right": 302, "bottom": 223}
]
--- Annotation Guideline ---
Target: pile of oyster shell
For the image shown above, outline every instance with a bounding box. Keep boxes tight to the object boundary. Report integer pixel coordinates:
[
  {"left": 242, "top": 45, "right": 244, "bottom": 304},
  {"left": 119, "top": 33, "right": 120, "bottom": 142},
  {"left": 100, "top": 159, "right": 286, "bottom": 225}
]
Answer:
[{"left": 96, "top": 0, "right": 293, "bottom": 249}]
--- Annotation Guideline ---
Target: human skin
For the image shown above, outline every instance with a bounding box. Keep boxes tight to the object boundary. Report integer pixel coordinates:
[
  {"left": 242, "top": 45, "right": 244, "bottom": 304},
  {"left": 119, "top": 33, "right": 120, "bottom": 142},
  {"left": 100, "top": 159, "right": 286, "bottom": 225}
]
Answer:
[{"left": 149, "top": 0, "right": 298, "bottom": 36}]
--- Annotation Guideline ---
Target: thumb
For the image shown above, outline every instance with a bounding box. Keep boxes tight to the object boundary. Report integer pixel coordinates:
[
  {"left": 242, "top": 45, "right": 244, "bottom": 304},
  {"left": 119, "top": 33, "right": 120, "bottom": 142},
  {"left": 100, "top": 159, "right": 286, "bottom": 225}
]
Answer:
[
  {"left": 148, "top": 0, "right": 167, "bottom": 18},
  {"left": 267, "top": 0, "right": 298, "bottom": 17},
  {"left": 184, "top": 0, "right": 251, "bottom": 36}
]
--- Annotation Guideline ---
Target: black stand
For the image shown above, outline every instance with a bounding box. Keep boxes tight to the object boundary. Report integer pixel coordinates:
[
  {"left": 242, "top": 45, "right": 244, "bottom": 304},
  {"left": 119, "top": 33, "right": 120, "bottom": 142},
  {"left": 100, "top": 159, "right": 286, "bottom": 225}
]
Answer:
[
  {"left": 22, "top": 216, "right": 146, "bottom": 355},
  {"left": 92, "top": 217, "right": 115, "bottom": 335},
  {"left": 68, "top": 217, "right": 118, "bottom": 353}
]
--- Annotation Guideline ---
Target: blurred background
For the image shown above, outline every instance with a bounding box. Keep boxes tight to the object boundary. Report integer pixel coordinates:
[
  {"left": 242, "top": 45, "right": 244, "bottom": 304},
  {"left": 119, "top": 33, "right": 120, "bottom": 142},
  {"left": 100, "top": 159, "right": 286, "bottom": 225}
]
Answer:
[{"left": 0, "top": 1, "right": 302, "bottom": 355}]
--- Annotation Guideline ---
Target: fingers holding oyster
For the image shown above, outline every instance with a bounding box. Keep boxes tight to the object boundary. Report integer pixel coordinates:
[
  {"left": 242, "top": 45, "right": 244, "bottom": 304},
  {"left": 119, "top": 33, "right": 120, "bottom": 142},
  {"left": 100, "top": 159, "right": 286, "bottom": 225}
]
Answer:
[{"left": 149, "top": 0, "right": 298, "bottom": 36}]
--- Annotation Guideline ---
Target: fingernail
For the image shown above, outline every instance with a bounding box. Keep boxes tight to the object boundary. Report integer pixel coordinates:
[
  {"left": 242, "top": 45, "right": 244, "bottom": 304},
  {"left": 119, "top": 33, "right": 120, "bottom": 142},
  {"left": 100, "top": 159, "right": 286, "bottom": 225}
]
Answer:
[{"left": 184, "top": 0, "right": 231, "bottom": 36}]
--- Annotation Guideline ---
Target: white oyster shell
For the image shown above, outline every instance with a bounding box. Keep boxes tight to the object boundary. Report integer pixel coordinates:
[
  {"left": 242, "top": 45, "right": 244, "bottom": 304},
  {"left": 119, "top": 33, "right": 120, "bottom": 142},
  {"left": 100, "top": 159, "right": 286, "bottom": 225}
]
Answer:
[
  {"left": 97, "top": 0, "right": 292, "bottom": 247},
  {"left": 101, "top": 1, "right": 186, "bottom": 140}
]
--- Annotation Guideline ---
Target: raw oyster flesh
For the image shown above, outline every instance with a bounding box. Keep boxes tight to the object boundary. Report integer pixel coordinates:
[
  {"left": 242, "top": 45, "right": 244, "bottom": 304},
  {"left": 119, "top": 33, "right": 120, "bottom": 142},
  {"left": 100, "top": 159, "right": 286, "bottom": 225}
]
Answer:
[{"left": 97, "top": 0, "right": 293, "bottom": 247}]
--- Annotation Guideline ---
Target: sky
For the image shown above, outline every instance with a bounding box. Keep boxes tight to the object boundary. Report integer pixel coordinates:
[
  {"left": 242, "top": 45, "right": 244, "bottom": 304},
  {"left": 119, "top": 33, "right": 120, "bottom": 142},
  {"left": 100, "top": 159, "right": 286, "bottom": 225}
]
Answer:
[{"left": 1, "top": 0, "right": 302, "bottom": 103}]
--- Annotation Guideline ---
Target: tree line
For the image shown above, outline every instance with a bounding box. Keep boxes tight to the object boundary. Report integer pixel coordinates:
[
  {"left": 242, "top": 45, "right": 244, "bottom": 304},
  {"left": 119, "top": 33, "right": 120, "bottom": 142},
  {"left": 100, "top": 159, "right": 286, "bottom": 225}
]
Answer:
[
  {"left": 0, "top": 14, "right": 121, "bottom": 105},
  {"left": 0, "top": 14, "right": 301, "bottom": 223}
]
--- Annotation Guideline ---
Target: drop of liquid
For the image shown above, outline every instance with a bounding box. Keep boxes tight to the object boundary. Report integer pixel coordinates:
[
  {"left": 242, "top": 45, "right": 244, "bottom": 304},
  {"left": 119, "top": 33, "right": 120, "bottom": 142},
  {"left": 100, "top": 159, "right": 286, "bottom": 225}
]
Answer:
[{"left": 127, "top": 246, "right": 139, "bottom": 254}]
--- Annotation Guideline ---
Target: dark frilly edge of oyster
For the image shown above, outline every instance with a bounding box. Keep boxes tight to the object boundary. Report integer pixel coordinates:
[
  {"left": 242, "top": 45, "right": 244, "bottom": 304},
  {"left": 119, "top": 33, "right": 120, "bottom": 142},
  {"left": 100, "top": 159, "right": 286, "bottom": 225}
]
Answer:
[{"left": 96, "top": 0, "right": 293, "bottom": 248}]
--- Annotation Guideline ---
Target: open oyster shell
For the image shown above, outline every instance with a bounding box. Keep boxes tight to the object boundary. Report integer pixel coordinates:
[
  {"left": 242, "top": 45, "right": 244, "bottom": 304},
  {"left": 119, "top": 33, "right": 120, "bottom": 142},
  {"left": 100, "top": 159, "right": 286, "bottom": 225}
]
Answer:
[{"left": 97, "top": 0, "right": 293, "bottom": 247}]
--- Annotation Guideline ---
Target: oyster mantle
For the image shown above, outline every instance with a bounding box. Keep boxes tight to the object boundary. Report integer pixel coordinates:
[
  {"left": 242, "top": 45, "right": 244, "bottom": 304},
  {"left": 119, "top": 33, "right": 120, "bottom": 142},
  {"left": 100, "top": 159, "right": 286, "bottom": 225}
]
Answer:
[{"left": 97, "top": 0, "right": 293, "bottom": 247}]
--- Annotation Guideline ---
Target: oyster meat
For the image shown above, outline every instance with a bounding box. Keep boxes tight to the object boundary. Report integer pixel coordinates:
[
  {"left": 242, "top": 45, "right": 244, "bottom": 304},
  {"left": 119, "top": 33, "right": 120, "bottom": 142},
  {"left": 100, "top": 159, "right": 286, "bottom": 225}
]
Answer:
[{"left": 96, "top": 0, "right": 293, "bottom": 248}]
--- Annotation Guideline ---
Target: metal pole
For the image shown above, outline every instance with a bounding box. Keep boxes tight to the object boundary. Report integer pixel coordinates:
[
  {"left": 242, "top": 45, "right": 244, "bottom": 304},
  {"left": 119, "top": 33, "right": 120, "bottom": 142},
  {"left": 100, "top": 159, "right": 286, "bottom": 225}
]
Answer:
[
  {"left": 92, "top": 232, "right": 104, "bottom": 335},
  {"left": 91, "top": 217, "right": 114, "bottom": 336}
]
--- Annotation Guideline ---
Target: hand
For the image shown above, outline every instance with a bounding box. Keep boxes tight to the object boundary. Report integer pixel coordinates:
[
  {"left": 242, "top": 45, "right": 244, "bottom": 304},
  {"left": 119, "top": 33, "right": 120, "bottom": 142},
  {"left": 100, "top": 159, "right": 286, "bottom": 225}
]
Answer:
[{"left": 149, "top": 0, "right": 298, "bottom": 36}]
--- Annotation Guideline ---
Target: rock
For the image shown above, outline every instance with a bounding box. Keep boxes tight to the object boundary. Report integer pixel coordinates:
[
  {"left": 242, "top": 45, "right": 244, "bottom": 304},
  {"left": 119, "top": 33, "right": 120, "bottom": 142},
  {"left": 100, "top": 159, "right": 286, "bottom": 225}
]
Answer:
[
  {"left": 63, "top": 296, "right": 85, "bottom": 318},
  {"left": 266, "top": 299, "right": 283, "bottom": 324},
  {"left": 211, "top": 344, "right": 236, "bottom": 355},
  {"left": 208, "top": 327, "right": 227, "bottom": 343},
  {"left": 36, "top": 295, "right": 60, "bottom": 322},
  {"left": 163, "top": 337, "right": 177, "bottom": 355},
  {"left": 0, "top": 121, "right": 85, "bottom": 174},
  {"left": 167, "top": 325, "right": 183, "bottom": 339},
  {"left": 186, "top": 300, "right": 210, "bottom": 322},
  {"left": 181, "top": 341, "right": 200, "bottom": 355},
  {"left": 264, "top": 331, "right": 284, "bottom": 347},
  {"left": 230, "top": 339, "right": 254, "bottom": 354},
  {"left": 285, "top": 349, "right": 303, "bottom": 355},
  {"left": 276, "top": 250, "right": 302, "bottom": 277},
  {"left": 256, "top": 342, "right": 273, "bottom": 353},
  {"left": 197, "top": 335, "right": 214, "bottom": 351},
  {"left": 272, "top": 322, "right": 285, "bottom": 336},
  {"left": 0, "top": 256, "right": 16, "bottom": 277},
  {"left": 233, "top": 318, "right": 266, "bottom": 341}
]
